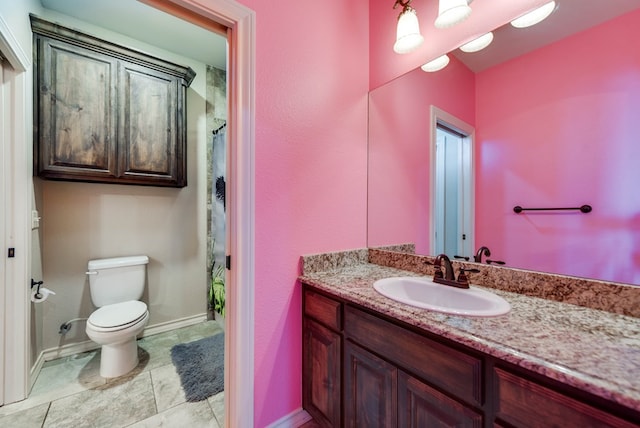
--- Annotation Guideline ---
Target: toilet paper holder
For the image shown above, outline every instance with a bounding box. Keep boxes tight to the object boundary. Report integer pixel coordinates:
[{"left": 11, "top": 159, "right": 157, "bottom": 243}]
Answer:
[{"left": 31, "top": 278, "right": 44, "bottom": 299}]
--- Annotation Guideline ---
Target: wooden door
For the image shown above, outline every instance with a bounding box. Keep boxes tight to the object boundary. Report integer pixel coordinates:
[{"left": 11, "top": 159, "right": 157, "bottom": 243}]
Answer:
[
  {"left": 35, "top": 37, "right": 118, "bottom": 180},
  {"left": 118, "top": 61, "right": 185, "bottom": 186},
  {"left": 303, "top": 318, "right": 341, "bottom": 427},
  {"left": 344, "top": 341, "right": 397, "bottom": 428},
  {"left": 398, "top": 371, "right": 483, "bottom": 428}
]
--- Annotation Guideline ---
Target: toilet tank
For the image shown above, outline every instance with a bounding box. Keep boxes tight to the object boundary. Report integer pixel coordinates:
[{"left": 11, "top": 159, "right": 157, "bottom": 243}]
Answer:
[{"left": 87, "top": 255, "right": 149, "bottom": 307}]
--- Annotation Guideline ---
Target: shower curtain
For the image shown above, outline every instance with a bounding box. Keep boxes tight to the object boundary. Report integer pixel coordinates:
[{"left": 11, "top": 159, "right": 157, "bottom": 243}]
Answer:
[{"left": 210, "top": 124, "right": 226, "bottom": 317}]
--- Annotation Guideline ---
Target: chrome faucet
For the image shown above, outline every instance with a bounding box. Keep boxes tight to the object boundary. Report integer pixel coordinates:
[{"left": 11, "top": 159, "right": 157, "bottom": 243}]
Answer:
[{"left": 474, "top": 246, "right": 491, "bottom": 263}]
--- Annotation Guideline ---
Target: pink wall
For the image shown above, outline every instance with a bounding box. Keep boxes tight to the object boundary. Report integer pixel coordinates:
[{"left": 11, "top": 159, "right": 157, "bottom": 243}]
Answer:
[
  {"left": 369, "top": 0, "right": 550, "bottom": 90},
  {"left": 236, "top": 0, "right": 369, "bottom": 425},
  {"left": 475, "top": 9, "right": 640, "bottom": 284},
  {"left": 368, "top": 55, "right": 475, "bottom": 254}
]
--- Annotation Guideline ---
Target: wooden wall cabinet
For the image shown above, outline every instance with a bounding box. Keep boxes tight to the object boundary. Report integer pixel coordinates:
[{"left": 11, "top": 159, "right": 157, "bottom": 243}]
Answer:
[
  {"left": 302, "top": 284, "right": 640, "bottom": 428},
  {"left": 31, "top": 16, "right": 196, "bottom": 187}
]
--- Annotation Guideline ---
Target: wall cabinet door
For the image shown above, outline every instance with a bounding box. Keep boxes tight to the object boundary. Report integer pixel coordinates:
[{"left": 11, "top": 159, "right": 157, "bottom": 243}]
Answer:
[
  {"left": 344, "top": 341, "right": 397, "bottom": 428},
  {"left": 303, "top": 318, "right": 341, "bottom": 428},
  {"left": 118, "top": 62, "right": 185, "bottom": 186},
  {"left": 398, "top": 371, "right": 483, "bottom": 428},
  {"left": 35, "top": 38, "right": 118, "bottom": 180},
  {"left": 32, "top": 17, "right": 194, "bottom": 187}
]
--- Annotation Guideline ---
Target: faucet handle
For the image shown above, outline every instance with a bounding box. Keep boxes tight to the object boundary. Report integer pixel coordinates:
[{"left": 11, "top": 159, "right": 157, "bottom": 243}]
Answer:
[
  {"left": 457, "top": 268, "right": 480, "bottom": 285},
  {"left": 424, "top": 259, "right": 444, "bottom": 278},
  {"left": 453, "top": 255, "right": 470, "bottom": 261},
  {"left": 487, "top": 259, "right": 505, "bottom": 265}
]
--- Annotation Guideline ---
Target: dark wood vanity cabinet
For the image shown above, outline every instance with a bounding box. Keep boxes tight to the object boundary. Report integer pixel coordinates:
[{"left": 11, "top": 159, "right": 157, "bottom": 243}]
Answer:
[
  {"left": 303, "top": 290, "right": 342, "bottom": 427},
  {"left": 302, "top": 283, "right": 640, "bottom": 428},
  {"left": 493, "top": 368, "right": 638, "bottom": 428},
  {"left": 31, "top": 16, "right": 195, "bottom": 187},
  {"left": 303, "top": 286, "right": 483, "bottom": 427},
  {"left": 344, "top": 340, "right": 397, "bottom": 427}
]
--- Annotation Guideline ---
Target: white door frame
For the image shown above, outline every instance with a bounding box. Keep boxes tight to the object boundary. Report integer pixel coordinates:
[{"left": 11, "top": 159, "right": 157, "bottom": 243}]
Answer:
[
  {"left": 429, "top": 106, "right": 475, "bottom": 259},
  {"left": 141, "top": 1, "right": 256, "bottom": 426},
  {"left": 0, "top": 13, "right": 32, "bottom": 405}
]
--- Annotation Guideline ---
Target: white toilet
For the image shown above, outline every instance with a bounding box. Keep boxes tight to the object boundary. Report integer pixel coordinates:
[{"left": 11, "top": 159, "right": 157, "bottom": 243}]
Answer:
[{"left": 85, "top": 255, "right": 150, "bottom": 378}]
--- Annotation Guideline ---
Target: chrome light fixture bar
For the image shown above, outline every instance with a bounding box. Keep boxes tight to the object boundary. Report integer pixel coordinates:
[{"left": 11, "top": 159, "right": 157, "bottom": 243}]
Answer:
[{"left": 393, "top": 0, "right": 425, "bottom": 54}]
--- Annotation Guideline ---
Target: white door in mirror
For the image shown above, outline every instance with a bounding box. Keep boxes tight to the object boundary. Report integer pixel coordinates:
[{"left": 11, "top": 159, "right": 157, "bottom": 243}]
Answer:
[{"left": 373, "top": 276, "right": 511, "bottom": 317}]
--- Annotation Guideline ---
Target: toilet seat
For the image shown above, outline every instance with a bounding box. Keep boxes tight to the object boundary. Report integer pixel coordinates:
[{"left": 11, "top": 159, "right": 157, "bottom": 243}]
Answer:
[{"left": 87, "top": 300, "right": 148, "bottom": 332}]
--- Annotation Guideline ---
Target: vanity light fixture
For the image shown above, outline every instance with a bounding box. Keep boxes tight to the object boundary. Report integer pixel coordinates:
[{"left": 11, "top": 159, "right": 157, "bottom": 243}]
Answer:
[
  {"left": 510, "top": 1, "right": 556, "bottom": 28},
  {"left": 434, "top": 0, "right": 472, "bottom": 29},
  {"left": 421, "top": 54, "right": 450, "bottom": 72},
  {"left": 393, "top": 0, "right": 425, "bottom": 54},
  {"left": 459, "top": 31, "right": 494, "bottom": 53}
]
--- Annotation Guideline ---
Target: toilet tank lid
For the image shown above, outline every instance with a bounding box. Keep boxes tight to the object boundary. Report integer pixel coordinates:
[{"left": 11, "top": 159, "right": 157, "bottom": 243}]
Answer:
[{"left": 88, "top": 255, "right": 149, "bottom": 270}]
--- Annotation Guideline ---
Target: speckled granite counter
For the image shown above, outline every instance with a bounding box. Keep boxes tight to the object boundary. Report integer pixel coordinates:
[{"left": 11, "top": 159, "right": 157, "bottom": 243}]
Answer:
[{"left": 299, "top": 260, "right": 640, "bottom": 413}]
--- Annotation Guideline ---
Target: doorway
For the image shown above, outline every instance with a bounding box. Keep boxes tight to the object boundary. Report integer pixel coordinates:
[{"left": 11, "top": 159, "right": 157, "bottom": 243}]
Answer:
[
  {"left": 1, "top": 0, "right": 255, "bottom": 426},
  {"left": 0, "top": 51, "right": 6, "bottom": 407},
  {"left": 430, "top": 106, "right": 475, "bottom": 260},
  {"left": 0, "top": 25, "right": 32, "bottom": 406}
]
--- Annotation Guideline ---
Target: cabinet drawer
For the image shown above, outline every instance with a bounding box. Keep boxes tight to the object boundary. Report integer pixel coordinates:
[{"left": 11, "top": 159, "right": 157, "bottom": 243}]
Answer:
[
  {"left": 345, "top": 306, "right": 482, "bottom": 407},
  {"left": 495, "top": 367, "right": 638, "bottom": 428},
  {"left": 304, "top": 288, "right": 342, "bottom": 331}
]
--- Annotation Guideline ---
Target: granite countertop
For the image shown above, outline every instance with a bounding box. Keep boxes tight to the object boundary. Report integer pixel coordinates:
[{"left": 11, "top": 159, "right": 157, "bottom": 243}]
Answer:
[{"left": 300, "top": 263, "right": 640, "bottom": 412}]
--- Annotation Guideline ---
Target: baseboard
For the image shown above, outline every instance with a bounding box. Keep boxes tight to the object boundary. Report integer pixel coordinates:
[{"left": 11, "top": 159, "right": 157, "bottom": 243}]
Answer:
[
  {"left": 140, "top": 313, "right": 208, "bottom": 337},
  {"left": 40, "top": 313, "right": 209, "bottom": 362},
  {"left": 266, "top": 408, "right": 312, "bottom": 428},
  {"left": 29, "top": 351, "right": 46, "bottom": 392},
  {"left": 42, "top": 339, "right": 100, "bottom": 362}
]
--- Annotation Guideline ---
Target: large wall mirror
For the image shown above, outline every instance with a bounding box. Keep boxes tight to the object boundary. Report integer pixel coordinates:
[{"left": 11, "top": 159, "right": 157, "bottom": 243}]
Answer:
[{"left": 368, "top": 0, "right": 640, "bottom": 285}]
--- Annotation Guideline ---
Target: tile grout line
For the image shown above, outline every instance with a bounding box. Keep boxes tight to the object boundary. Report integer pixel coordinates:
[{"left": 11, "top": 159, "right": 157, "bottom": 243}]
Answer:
[
  {"left": 2, "top": 321, "right": 222, "bottom": 427},
  {"left": 39, "top": 402, "right": 51, "bottom": 428}
]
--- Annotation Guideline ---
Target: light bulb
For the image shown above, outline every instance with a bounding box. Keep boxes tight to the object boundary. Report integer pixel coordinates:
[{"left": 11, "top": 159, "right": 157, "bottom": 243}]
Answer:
[
  {"left": 511, "top": 1, "right": 556, "bottom": 29},
  {"left": 421, "top": 55, "right": 450, "bottom": 72},
  {"left": 435, "top": 0, "right": 472, "bottom": 29},
  {"left": 394, "top": 7, "right": 424, "bottom": 54},
  {"left": 459, "top": 32, "right": 494, "bottom": 53}
]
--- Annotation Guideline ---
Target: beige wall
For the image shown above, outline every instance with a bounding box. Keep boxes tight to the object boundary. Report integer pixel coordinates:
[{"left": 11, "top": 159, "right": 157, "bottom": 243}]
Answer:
[
  {"left": 36, "top": 10, "right": 209, "bottom": 350},
  {"left": 0, "top": 0, "right": 42, "bottom": 57}
]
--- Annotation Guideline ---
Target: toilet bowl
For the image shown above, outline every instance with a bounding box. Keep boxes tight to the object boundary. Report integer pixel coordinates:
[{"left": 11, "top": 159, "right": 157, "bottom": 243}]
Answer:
[
  {"left": 86, "top": 300, "right": 149, "bottom": 378},
  {"left": 85, "top": 256, "right": 149, "bottom": 378}
]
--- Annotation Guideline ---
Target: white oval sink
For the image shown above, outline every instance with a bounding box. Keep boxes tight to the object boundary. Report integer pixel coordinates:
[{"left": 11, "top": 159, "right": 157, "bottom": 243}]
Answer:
[{"left": 373, "top": 276, "right": 511, "bottom": 317}]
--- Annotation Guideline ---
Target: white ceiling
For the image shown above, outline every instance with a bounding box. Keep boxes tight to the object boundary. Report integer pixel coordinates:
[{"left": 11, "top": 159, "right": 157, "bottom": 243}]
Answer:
[
  {"left": 40, "top": 0, "right": 227, "bottom": 70},
  {"left": 454, "top": 0, "right": 640, "bottom": 72}
]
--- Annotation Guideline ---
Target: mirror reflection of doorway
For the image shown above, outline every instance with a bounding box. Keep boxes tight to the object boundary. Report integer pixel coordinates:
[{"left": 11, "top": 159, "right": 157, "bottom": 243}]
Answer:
[
  {"left": 430, "top": 106, "right": 475, "bottom": 260},
  {"left": 435, "top": 125, "right": 464, "bottom": 256}
]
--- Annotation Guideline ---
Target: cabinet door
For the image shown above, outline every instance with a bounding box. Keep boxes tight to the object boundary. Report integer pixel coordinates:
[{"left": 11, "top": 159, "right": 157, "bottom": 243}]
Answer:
[
  {"left": 398, "top": 371, "right": 483, "bottom": 428},
  {"left": 303, "top": 318, "right": 341, "bottom": 427},
  {"left": 36, "top": 37, "right": 118, "bottom": 180},
  {"left": 495, "top": 367, "right": 639, "bottom": 428},
  {"left": 344, "top": 341, "right": 397, "bottom": 428},
  {"left": 119, "top": 62, "right": 185, "bottom": 186}
]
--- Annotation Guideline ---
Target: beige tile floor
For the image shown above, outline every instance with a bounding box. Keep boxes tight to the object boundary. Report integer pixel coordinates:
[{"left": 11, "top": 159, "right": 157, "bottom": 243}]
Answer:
[{"left": 0, "top": 320, "right": 225, "bottom": 428}]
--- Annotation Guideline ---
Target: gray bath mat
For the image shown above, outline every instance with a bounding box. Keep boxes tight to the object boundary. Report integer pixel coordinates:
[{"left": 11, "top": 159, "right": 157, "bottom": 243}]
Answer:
[{"left": 171, "top": 333, "right": 224, "bottom": 402}]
